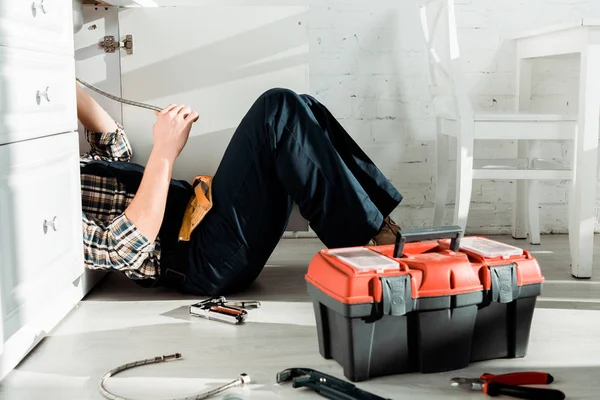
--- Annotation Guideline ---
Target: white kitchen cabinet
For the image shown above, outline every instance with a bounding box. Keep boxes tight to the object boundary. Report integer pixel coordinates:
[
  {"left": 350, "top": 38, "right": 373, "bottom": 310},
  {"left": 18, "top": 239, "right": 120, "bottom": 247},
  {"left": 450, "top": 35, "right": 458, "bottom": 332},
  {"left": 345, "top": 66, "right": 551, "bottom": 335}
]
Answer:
[
  {"left": 0, "top": 0, "right": 93, "bottom": 381},
  {"left": 0, "top": 133, "right": 86, "bottom": 380}
]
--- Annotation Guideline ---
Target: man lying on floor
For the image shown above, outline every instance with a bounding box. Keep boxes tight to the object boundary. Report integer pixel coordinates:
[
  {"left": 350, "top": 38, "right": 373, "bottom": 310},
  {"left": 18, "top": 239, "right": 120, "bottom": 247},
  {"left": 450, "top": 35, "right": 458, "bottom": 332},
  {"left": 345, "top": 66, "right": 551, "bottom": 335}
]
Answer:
[{"left": 77, "top": 82, "right": 403, "bottom": 295}]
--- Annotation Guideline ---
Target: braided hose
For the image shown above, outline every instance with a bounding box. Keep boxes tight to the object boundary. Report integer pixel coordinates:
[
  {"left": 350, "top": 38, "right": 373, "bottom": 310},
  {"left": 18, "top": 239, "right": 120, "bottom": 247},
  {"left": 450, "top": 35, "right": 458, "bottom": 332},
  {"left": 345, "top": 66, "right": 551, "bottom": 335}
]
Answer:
[
  {"left": 99, "top": 353, "right": 251, "bottom": 400},
  {"left": 76, "top": 78, "right": 164, "bottom": 112}
]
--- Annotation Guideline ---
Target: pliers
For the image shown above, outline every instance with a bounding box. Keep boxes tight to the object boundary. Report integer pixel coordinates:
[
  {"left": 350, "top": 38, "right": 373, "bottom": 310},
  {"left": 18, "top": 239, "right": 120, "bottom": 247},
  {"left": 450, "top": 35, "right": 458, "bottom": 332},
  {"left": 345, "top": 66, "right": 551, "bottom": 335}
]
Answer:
[{"left": 450, "top": 372, "right": 565, "bottom": 400}]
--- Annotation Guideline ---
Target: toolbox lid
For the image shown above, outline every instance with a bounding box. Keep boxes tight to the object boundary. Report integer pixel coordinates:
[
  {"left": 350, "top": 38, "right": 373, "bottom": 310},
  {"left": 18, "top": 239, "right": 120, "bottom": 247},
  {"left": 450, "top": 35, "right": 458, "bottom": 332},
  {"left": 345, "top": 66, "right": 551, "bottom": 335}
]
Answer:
[
  {"left": 327, "top": 248, "right": 400, "bottom": 273},
  {"left": 457, "top": 237, "right": 524, "bottom": 259},
  {"left": 438, "top": 236, "right": 544, "bottom": 293}
]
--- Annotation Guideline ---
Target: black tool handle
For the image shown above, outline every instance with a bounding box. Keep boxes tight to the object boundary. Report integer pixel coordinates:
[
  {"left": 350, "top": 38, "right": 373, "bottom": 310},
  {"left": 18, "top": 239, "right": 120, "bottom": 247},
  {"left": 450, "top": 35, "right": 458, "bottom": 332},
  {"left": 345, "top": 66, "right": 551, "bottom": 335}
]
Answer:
[
  {"left": 486, "top": 382, "right": 566, "bottom": 400},
  {"left": 292, "top": 376, "right": 353, "bottom": 400},
  {"left": 317, "top": 386, "right": 360, "bottom": 400},
  {"left": 317, "top": 385, "right": 391, "bottom": 400},
  {"left": 290, "top": 371, "right": 391, "bottom": 400},
  {"left": 393, "top": 225, "right": 463, "bottom": 258}
]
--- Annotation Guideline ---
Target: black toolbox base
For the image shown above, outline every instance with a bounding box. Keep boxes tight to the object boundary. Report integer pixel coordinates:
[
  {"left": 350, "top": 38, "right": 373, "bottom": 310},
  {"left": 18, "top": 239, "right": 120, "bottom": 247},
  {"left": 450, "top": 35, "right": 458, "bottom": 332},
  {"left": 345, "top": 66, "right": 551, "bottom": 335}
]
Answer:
[
  {"left": 470, "top": 296, "right": 537, "bottom": 362},
  {"left": 313, "top": 301, "right": 413, "bottom": 382},
  {"left": 312, "top": 298, "right": 479, "bottom": 382},
  {"left": 416, "top": 305, "right": 478, "bottom": 373}
]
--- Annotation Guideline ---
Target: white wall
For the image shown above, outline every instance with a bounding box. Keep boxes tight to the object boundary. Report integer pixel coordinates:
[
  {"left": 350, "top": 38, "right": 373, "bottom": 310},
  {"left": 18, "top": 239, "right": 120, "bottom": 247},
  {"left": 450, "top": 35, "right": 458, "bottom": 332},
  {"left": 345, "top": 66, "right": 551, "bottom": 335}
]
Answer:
[{"left": 309, "top": 0, "right": 600, "bottom": 235}]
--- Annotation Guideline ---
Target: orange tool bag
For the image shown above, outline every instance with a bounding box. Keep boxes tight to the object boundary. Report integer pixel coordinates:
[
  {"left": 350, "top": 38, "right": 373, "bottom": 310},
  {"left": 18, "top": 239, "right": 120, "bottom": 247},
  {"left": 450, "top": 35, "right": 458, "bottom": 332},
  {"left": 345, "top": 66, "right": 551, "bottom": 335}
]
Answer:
[{"left": 305, "top": 226, "right": 544, "bottom": 382}]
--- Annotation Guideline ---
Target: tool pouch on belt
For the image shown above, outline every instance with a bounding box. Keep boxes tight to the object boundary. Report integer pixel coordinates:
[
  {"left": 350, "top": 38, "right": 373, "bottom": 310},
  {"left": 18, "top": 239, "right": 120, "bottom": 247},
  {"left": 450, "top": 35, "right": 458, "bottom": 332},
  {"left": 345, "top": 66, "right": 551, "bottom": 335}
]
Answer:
[{"left": 178, "top": 175, "right": 214, "bottom": 241}]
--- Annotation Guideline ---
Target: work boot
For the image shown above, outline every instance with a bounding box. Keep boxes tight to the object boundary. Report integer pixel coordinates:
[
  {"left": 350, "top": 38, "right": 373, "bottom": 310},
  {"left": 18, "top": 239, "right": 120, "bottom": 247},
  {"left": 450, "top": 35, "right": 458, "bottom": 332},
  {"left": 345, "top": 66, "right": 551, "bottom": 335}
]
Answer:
[{"left": 369, "top": 216, "right": 400, "bottom": 246}]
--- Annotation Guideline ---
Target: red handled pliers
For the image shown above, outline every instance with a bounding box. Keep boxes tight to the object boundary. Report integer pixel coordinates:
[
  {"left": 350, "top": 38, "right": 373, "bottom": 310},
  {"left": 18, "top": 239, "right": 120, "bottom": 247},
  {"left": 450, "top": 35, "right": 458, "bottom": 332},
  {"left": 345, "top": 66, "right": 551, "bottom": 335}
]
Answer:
[{"left": 450, "top": 372, "right": 566, "bottom": 400}]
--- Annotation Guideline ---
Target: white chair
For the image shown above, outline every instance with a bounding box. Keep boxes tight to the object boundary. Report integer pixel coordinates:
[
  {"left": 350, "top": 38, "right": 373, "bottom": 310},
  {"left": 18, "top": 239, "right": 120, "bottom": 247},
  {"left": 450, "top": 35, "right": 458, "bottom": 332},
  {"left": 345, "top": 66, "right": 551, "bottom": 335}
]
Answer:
[{"left": 419, "top": 0, "right": 577, "bottom": 244}]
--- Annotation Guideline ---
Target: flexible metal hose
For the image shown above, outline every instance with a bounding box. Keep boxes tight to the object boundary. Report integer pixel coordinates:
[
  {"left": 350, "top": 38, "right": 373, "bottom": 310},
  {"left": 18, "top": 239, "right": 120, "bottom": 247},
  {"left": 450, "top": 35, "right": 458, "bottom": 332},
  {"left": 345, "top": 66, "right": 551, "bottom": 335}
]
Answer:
[
  {"left": 76, "top": 78, "right": 164, "bottom": 112},
  {"left": 99, "top": 353, "right": 251, "bottom": 400}
]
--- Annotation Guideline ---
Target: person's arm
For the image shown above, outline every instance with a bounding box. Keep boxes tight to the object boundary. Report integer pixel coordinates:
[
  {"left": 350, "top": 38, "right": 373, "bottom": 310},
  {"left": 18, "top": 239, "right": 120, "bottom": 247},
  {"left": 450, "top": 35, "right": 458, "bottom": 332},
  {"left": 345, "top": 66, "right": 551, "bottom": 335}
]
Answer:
[
  {"left": 76, "top": 83, "right": 133, "bottom": 162},
  {"left": 76, "top": 83, "right": 117, "bottom": 133},
  {"left": 124, "top": 104, "right": 199, "bottom": 242},
  {"left": 82, "top": 213, "right": 158, "bottom": 279}
]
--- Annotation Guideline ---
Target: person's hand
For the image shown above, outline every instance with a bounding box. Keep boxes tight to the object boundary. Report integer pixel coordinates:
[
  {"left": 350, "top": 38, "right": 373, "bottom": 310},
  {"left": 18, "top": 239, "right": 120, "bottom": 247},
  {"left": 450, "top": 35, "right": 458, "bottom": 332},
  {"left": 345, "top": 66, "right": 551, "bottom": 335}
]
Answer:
[{"left": 152, "top": 104, "right": 199, "bottom": 162}]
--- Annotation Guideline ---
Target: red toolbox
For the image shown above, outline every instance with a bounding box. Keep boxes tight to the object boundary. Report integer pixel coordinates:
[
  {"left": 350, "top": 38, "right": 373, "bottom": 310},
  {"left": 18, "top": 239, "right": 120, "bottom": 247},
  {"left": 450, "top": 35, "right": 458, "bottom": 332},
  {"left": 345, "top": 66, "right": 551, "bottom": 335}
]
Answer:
[{"left": 305, "top": 226, "right": 544, "bottom": 382}]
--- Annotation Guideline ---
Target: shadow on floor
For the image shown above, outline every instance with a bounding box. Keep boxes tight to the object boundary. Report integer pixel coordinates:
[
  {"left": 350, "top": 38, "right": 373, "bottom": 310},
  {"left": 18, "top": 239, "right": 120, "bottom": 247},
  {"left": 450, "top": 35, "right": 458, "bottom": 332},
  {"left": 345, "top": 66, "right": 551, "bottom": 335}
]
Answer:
[{"left": 84, "top": 264, "right": 311, "bottom": 303}]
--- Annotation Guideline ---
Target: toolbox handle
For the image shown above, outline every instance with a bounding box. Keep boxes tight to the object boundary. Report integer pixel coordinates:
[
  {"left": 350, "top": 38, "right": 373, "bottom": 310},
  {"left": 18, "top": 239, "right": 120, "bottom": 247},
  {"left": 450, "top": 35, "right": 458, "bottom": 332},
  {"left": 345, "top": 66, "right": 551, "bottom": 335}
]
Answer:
[{"left": 393, "top": 226, "right": 463, "bottom": 258}]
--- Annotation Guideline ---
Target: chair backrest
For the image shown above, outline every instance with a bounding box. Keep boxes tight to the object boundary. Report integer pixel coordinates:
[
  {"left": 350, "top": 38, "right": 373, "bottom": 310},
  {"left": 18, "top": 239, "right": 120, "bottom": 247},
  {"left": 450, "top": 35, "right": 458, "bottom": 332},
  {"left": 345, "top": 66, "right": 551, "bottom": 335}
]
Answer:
[{"left": 419, "top": 0, "right": 474, "bottom": 121}]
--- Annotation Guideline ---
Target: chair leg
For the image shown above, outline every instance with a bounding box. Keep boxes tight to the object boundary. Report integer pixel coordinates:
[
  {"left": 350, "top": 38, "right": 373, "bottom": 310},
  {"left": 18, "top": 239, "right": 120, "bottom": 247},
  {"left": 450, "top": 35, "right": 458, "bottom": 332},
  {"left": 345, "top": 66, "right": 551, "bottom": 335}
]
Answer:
[
  {"left": 527, "top": 181, "right": 541, "bottom": 245},
  {"left": 527, "top": 140, "right": 541, "bottom": 245},
  {"left": 454, "top": 129, "right": 474, "bottom": 232},
  {"left": 513, "top": 140, "right": 529, "bottom": 239},
  {"left": 434, "top": 130, "right": 450, "bottom": 226},
  {"left": 569, "top": 46, "right": 600, "bottom": 279}
]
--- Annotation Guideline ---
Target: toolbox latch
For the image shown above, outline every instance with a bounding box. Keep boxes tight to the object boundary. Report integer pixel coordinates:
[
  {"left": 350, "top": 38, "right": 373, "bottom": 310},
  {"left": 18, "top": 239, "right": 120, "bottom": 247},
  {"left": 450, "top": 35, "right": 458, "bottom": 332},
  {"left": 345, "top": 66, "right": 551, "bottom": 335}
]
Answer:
[
  {"left": 381, "top": 275, "right": 412, "bottom": 316},
  {"left": 490, "top": 264, "right": 518, "bottom": 303}
]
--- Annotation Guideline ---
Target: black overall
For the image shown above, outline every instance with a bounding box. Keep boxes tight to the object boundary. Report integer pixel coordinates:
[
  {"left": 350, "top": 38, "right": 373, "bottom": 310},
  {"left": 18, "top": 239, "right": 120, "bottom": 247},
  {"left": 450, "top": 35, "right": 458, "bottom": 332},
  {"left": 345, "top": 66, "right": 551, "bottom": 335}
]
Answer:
[{"left": 81, "top": 89, "right": 403, "bottom": 296}]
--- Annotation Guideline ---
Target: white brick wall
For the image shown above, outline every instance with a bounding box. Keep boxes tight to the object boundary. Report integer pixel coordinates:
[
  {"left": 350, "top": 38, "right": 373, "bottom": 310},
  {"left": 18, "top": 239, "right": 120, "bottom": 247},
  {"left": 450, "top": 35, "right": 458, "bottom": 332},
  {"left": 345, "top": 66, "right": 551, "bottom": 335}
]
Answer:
[{"left": 308, "top": 0, "right": 600, "bottom": 234}]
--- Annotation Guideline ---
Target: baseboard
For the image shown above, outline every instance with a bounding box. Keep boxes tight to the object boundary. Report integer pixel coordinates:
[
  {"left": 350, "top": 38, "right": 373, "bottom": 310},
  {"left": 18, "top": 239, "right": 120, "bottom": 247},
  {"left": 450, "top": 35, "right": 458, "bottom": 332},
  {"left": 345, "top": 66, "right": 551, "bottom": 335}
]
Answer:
[{"left": 282, "top": 231, "right": 318, "bottom": 238}]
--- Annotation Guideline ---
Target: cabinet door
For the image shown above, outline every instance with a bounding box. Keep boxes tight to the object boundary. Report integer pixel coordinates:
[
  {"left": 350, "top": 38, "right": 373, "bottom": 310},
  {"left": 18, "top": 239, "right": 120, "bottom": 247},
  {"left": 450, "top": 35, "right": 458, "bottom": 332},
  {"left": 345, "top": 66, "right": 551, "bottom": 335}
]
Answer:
[
  {"left": 117, "top": 5, "right": 310, "bottom": 231},
  {"left": 74, "top": 6, "right": 122, "bottom": 154},
  {"left": 0, "top": 132, "right": 84, "bottom": 380},
  {"left": 0, "top": 47, "right": 77, "bottom": 146},
  {"left": 118, "top": 6, "right": 309, "bottom": 182},
  {"left": 0, "top": 0, "right": 74, "bottom": 56}
]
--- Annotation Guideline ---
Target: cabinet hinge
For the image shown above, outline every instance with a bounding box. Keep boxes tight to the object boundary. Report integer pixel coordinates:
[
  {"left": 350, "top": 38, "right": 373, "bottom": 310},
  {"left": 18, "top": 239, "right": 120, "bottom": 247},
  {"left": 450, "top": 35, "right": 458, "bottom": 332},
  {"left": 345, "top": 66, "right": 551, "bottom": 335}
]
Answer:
[{"left": 99, "top": 35, "right": 133, "bottom": 55}]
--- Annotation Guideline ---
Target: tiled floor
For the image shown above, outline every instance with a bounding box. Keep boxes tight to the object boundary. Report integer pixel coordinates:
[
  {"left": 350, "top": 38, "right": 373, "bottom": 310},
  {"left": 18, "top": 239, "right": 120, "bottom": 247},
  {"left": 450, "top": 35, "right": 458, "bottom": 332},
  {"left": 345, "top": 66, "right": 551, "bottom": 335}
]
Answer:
[{"left": 1, "top": 236, "right": 600, "bottom": 399}]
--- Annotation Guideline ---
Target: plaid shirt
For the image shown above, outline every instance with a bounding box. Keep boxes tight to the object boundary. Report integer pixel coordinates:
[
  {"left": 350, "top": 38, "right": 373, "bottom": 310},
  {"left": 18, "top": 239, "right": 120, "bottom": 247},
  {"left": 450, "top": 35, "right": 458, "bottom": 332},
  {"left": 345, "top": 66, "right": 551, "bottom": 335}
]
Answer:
[{"left": 80, "top": 124, "right": 161, "bottom": 280}]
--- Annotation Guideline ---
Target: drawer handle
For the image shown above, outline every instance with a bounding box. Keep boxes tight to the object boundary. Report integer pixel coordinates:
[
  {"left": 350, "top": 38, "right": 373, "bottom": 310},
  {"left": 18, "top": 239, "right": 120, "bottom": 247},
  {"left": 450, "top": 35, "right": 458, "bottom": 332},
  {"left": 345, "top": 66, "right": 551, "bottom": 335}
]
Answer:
[
  {"left": 36, "top": 87, "right": 50, "bottom": 104},
  {"left": 43, "top": 216, "right": 58, "bottom": 234},
  {"left": 31, "top": 0, "right": 48, "bottom": 15}
]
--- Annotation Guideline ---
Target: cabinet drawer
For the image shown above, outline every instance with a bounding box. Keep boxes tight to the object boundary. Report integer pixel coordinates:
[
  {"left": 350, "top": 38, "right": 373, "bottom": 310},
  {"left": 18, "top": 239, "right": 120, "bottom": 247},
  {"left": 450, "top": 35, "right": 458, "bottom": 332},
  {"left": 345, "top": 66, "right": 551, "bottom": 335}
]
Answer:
[
  {"left": 0, "top": 47, "right": 77, "bottom": 146},
  {"left": 0, "top": 132, "right": 84, "bottom": 341},
  {"left": 0, "top": 0, "right": 74, "bottom": 56}
]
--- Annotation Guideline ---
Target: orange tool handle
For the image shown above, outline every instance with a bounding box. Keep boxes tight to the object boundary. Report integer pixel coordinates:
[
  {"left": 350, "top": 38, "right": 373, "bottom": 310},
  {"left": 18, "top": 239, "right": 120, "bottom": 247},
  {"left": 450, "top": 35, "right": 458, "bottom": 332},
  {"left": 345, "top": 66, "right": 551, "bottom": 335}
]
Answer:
[
  {"left": 481, "top": 372, "right": 554, "bottom": 386},
  {"left": 212, "top": 306, "right": 244, "bottom": 316}
]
